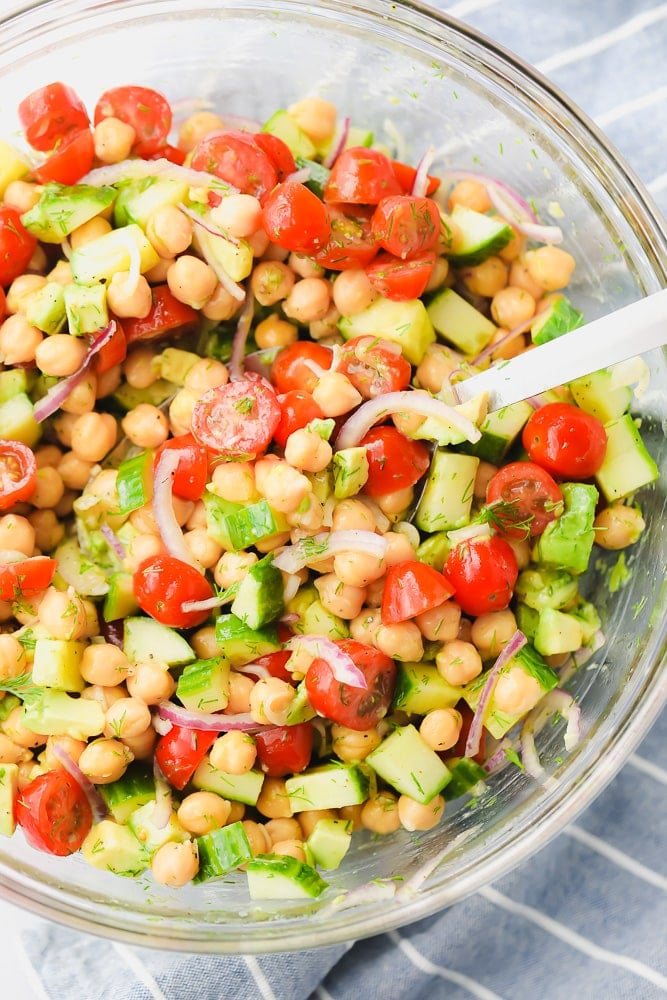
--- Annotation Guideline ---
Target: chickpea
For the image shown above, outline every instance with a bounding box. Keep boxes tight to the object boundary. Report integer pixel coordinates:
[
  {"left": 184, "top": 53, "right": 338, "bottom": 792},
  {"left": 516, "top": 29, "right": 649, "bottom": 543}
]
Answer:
[
  {"left": 210, "top": 461, "right": 258, "bottom": 505},
  {"left": 461, "top": 255, "right": 508, "bottom": 297},
  {"left": 47, "top": 260, "right": 73, "bottom": 286},
  {"left": 375, "top": 487, "right": 414, "bottom": 522},
  {"left": 425, "top": 256, "right": 451, "bottom": 293},
  {"left": 0, "top": 734, "right": 30, "bottom": 764},
  {"left": 314, "top": 573, "right": 367, "bottom": 620},
  {"left": 332, "top": 498, "right": 377, "bottom": 533},
  {"left": 226, "top": 672, "right": 255, "bottom": 715},
  {"left": 177, "top": 791, "right": 232, "bottom": 835},
  {"left": 271, "top": 839, "right": 306, "bottom": 861},
  {"left": 470, "top": 609, "right": 518, "bottom": 660},
  {"left": 81, "top": 643, "right": 130, "bottom": 687},
  {"left": 6, "top": 276, "right": 47, "bottom": 315},
  {"left": 498, "top": 227, "right": 527, "bottom": 263},
  {"left": 283, "top": 277, "right": 331, "bottom": 324},
  {"left": 416, "top": 343, "right": 460, "bottom": 394},
  {"left": 333, "top": 550, "right": 386, "bottom": 588},
  {"left": 524, "top": 245, "right": 576, "bottom": 291},
  {"left": 121, "top": 726, "right": 157, "bottom": 761},
  {"left": 183, "top": 357, "right": 229, "bottom": 396},
  {"left": 508, "top": 258, "right": 545, "bottom": 299},
  {"left": 168, "top": 387, "right": 198, "bottom": 436},
  {"left": 124, "top": 347, "right": 159, "bottom": 389},
  {"left": 332, "top": 269, "right": 376, "bottom": 316},
  {"left": 594, "top": 504, "right": 645, "bottom": 550},
  {"left": 26, "top": 510, "right": 61, "bottom": 553},
  {"left": 210, "top": 731, "right": 257, "bottom": 775},
  {"left": 213, "top": 551, "right": 258, "bottom": 591},
  {"left": 249, "top": 677, "right": 295, "bottom": 725},
  {"left": 297, "top": 808, "right": 337, "bottom": 840},
  {"left": 38, "top": 587, "right": 88, "bottom": 640},
  {"left": 0, "top": 515, "right": 34, "bottom": 557},
  {"left": 4, "top": 706, "right": 45, "bottom": 748},
  {"left": 248, "top": 228, "right": 270, "bottom": 258},
  {"left": 167, "top": 255, "right": 217, "bottom": 309},
  {"left": 93, "top": 116, "right": 136, "bottom": 163},
  {"left": 78, "top": 737, "right": 133, "bottom": 784},
  {"left": 250, "top": 261, "right": 295, "bottom": 306},
  {"left": 146, "top": 205, "right": 192, "bottom": 258},
  {"left": 121, "top": 403, "right": 169, "bottom": 449},
  {"left": 124, "top": 533, "right": 166, "bottom": 573},
  {"left": 55, "top": 452, "right": 92, "bottom": 493},
  {"left": 0, "top": 634, "right": 27, "bottom": 680},
  {"left": 361, "top": 792, "right": 401, "bottom": 835},
  {"left": 151, "top": 841, "right": 199, "bottom": 888},
  {"left": 256, "top": 776, "right": 293, "bottom": 819},
  {"left": 491, "top": 285, "right": 536, "bottom": 329},
  {"left": 288, "top": 252, "right": 324, "bottom": 280},
  {"left": 474, "top": 460, "right": 498, "bottom": 499},
  {"left": 13, "top": 590, "right": 46, "bottom": 627},
  {"left": 309, "top": 304, "right": 341, "bottom": 342},
  {"left": 80, "top": 683, "right": 126, "bottom": 714},
  {"left": 349, "top": 608, "right": 383, "bottom": 646},
  {"left": 240, "top": 819, "right": 271, "bottom": 858},
  {"left": 397, "top": 793, "right": 445, "bottom": 832},
  {"left": 413, "top": 601, "right": 460, "bottom": 644},
  {"left": 382, "top": 531, "right": 416, "bottom": 567},
  {"left": 436, "top": 639, "right": 483, "bottom": 685},
  {"left": 0, "top": 314, "right": 43, "bottom": 365},
  {"left": 376, "top": 621, "right": 424, "bottom": 662},
  {"left": 178, "top": 110, "right": 225, "bottom": 152},
  {"left": 201, "top": 283, "right": 241, "bottom": 322},
  {"left": 286, "top": 494, "right": 325, "bottom": 533},
  {"left": 35, "top": 334, "right": 88, "bottom": 378},
  {"left": 255, "top": 457, "right": 312, "bottom": 514},
  {"left": 288, "top": 97, "right": 337, "bottom": 145},
  {"left": 60, "top": 372, "right": 97, "bottom": 415},
  {"left": 312, "top": 371, "right": 362, "bottom": 417},
  {"left": 42, "top": 735, "right": 86, "bottom": 771},
  {"left": 69, "top": 216, "right": 113, "bottom": 250},
  {"left": 211, "top": 194, "right": 263, "bottom": 240},
  {"left": 254, "top": 313, "right": 298, "bottom": 349},
  {"left": 331, "top": 724, "right": 381, "bottom": 762},
  {"left": 448, "top": 179, "right": 492, "bottom": 214},
  {"left": 265, "top": 817, "right": 302, "bottom": 845},
  {"left": 419, "top": 709, "right": 462, "bottom": 752},
  {"left": 3, "top": 180, "right": 41, "bottom": 214},
  {"left": 70, "top": 412, "right": 117, "bottom": 463},
  {"left": 507, "top": 536, "right": 532, "bottom": 571},
  {"left": 284, "top": 427, "right": 332, "bottom": 473},
  {"left": 126, "top": 659, "right": 176, "bottom": 704},
  {"left": 107, "top": 272, "right": 152, "bottom": 319},
  {"left": 493, "top": 666, "right": 542, "bottom": 716},
  {"left": 181, "top": 527, "right": 220, "bottom": 570},
  {"left": 104, "top": 696, "right": 151, "bottom": 740}
]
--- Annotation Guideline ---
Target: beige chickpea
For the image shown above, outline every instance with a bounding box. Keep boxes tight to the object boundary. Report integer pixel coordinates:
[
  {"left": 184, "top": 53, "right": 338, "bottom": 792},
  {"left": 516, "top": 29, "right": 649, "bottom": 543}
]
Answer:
[
  {"left": 242, "top": 819, "right": 272, "bottom": 857},
  {"left": 70, "top": 412, "right": 117, "bottom": 463},
  {"left": 491, "top": 286, "right": 536, "bottom": 329},
  {"left": 93, "top": 116, "right": 136, "bottom": 163},
  {"left": 424, "top": 255, "right": 451, "bottom": 294},
  {"left": 3, "top": 180, "right": 41, "bottom": 215},
  {"left": 448, "top": 179, "right": 492, "bottom": 213},
  {"left": 38, "top": 587, "right": 88, "bottom": 640},
  {"left": 508, "top": 258, "right": 545, "bottom": 300},
  {"left": 436, "top": 639, "right": 483, "bottom": 686},
  {"left": 461, "top": 255, "right": 508, "bottom": 297},
  {"left": 309, "top": 304, "right": 341, "bottom": 342},
  {"left": 265, "top": 817, "right": 302, "bottom": 845},
  {"left": 493, "top": 666, "right": 542, "bottom": 716},
  {"left": 35, "top": 334, "right": 88, "bottom": 378},
  {"left": 167, "top": 255, "right": 217, "bottom": 309},
  {"left": 331, "top": 724, "right": 381, "bottom": 762},
  {"left": 255, "top": 458, "right": 312, "bottom": 514},
  {"left": 286, "top": 494, "right": 325, "bottom": 533},
  {"left": 60, "top": 372, "right": 98, "bottom": 415},
  {"left": 33, "top": 445, "right": 62, "bottom": 470},
  {"left": 130, "top": 495, "right": 193, "bottom": 533},
  {"left": 297, "top": 808, "right": 338, "bottom": 840},
  {"left": 4, "top": 707, "right": 46, "bottom": 748},
  {"left": 338, "top": 803, "right": 364, "bottom": 830},
  {"left": 288, "top": 252, "right": 324, "bottom": 280},
  {"left": 80, "top": 683, "right": 127, "bottom": 713},
  {"left": 489, "top": 325, "right": 527, "bottom": 362},
  {"left": 104, "top": 696, "right": 152, "bottom": 740},
  {"left": 332, "top": 269, "right": 376, "bottom": 316},
  {"left": 415, "top": 343, "right": 460, "bottom": 394},
  {"left": 270, "top": 839, "right": 306, "bottom": 862},
  {"left": 254, "top": 313, "right": 298, "bottom": 349},
  {"left": 184, "top": 357, "right": 229, "bottom": 395},
  {"left": 594, "top": 505, "right": 645, "bottom": 550},
  {"left": 0, "top": 734, "right": 30, "bottom": 765},
  {"left": 122, "top": 725, "right": 157, "bottom": 761},
  {"left": 382, "top": 531, "right": 416, "bottom": 567},
  {"left": 474, "top": 460, "right": 498, "bottom": 500},
  {"left": 210, "top": 461, "right": 258, "bottom": 504},
  {"left": 524, "top": 245, "right": 576, "bottom": 291},
  {"left": 54, "top": 489, "right": 76, "bottom": 519},
  {"left": 107, "top": 272, "right": 153, "bottom": 319},
  {"left": 0, "top": 634, "right": 27, "bottom": 680},
  {"left": 332, "top": 498, "right": 377, "bottom": 533},
  {"left": 226, "top": 672, "right": 255, "bottom": 715},
  {"left": 7, "top": 274, "right": 48, "bottom": 314},
  {"left": 361, "top": 792, "right": 401, "bottom": 835},
  {"left": 0, "top": 515, "right": 34, "bottom": 557},
  {"left": 419, "top": 709, "right": 462, "bottom": 752},
  {"left": 415, "top": 600, "right": 461, "bottom": 643},
  {"left": 284, "top": 428, "right": 333, "bottom": 473},
  {"left": 334, "top": 550, "right": 386, "bottom": 588},
  {"left": 214, "top": 550, "right": 258, "bottom": 590},
  {"left": 121, "top": 404, "right": 169, "bottom": 448},
  {"left": 12, "top": 590, "right": 46, "bottom": 627},
  {"left": 201, "top": 283, "right": 241, "bottom": 322},
  {"left": 77, "top": 737, "right": 133, "bottom": 784},
  {"left": 69, "top": 216, "right": 113, "bottom": 250},
  {"left": 288, "top": 97, "right": 337, "bottom": 145},
  {"left": 188, "top": 625, "right": 221, "bottom": 661},
  {"left": 81, "top": 643, "right": 130, "bottom": 687},
  {"left": 177, "top": 791, "right": 232, "bottom": 836},
  {"left": 47, "top": 260, "right": 73, "bottom": 286},
  {"left": 251, "top": 261, "right": 295, "bottom": 306},
  {"left": 507, "top": 536, "right": 532, "bottom": 571},
  {"left": 151, "top": 840, "right": 199, "bottom": 887},
  {"left": 27, "top": 509, "right": 64, "bottom": 552},
  {"left": 211, "top": 194, "right": 263, "bottom": 240},
  {"left": 57, "top": 451, "right": 93, "bottom": 492},
  {"left": 248, "top": 228, "right": 270, "bottom": 258},
  {"left": 470, "top": 609, "right": 519, "bottom": 660},
  {"left": 146, "top": 205, "right": 193, "bottom": 258},
  {"left": 126, "top": 659, "right": 176, "bottom": 705},
  {"left": 43, "top": 734, "right": 86, "bottom": 770},
  {"left": 123, "top": 533, "right": 166, "bottom": 573},
  {"left": 124, "top": 347, "right": 160, "bottom": 389},
  {"left": 210, "top": 731, "right": 257, "bottom": 775},
  {"left": 283, "top": 277, "right": 331, "bottom": 324},
  {"left": 349, "top": 608, "right": 383, "bottom": 646},
  {"left": 312, "top": 371, "right": 362, "bottom": 417},
  {"left": 375, "top": 487, "right": 415, "bottom": 522},
  {"left": 0, "top": 314, "right": 43, "bottom": 364},
  {"left": 178, "top": 110, "right": 225, "bottom": 152},
  {"left": 168, "top": 387, "right": 198, "bottom": 436},
  {"left": 376, "top": 621, "right": 424, "bottom": 662},
  {"left": 249, "top": 677, "right": 295, "bottom": 725},
  {"left": 98, "top": 363, "right": 123, "bottom": 398},
  {"left": 183, "top": 527, "right": 222, "bottom": 569},
  {"left": 256, "top": 776, "right": 293, "bottom": 819},
  {"left": 314, "top": 573, "right": 367, "bottom": 620},
  {"left": 397, "top": 793, "right": 445, "bottom": 832},
  {"left": 499, "top": 227, "right": 527, "bottom": 263}
]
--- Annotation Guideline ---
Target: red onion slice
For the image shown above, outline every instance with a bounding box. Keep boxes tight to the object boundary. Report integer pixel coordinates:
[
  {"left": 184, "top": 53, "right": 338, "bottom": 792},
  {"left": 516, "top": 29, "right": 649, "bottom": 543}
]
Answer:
[
  {"left": 52, "top": 744, "right": 108, "bottom": 823},
  {"left": 234, "top": 662, "right": 271, "bottom": 680},
  {"left": 465, "top": 630, "right": 527, "bottom": 758},
  {"left": 33, "top": 321, "right": 116, "bottom": 423},
  {"left": 335, "top": 390, "right": 482, "bottom": 450},
  {"left": 152, "top": 449, "right": 201, "bottom": 570},
  {"left": 196, "top": 234, "right": 246, "bottom": 302},
  {"left": 228, "top": 292, "right": 255, "bottom": 381},
  {"left": 152, "top": 759, "right": 173, "bottom": 829},
  {"left": 322, "top": 115, "right": 351, "bottom": 169},
  {"left": 81, "top": 157, "right": 239, "bottom": 192},
  {"left": 244, "top": 347, "right": 281, "bottom": 380},
  {"left": 157, "top": 701, "right": 273, "bottom": 732},
  {"left": 411, "top": 146, "right": 435, "bottom": 197},
  {"left": 442, "top": 169, "right": 563, "bottom": 244},
  {"left": 99, "top": 523, "right": 126, "bottom": 560},
  {"left": 446, "top": 522, "right": 492, "bottom": 546},
  {"left": 285, "top": 166, "right": 312, "bottom": 184},
  {"left": 272, "top": 529, "right": 388, "bottom": 574},
  {"left": 285, "top": 634, "right": 367, "bottom": 689}
]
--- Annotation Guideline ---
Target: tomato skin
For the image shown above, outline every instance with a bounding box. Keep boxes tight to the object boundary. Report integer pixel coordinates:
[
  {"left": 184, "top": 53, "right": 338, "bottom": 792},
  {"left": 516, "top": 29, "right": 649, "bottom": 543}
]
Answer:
[
  {"left": 522, "top": 402, "right": 608, "bottom": 480},
  {"left": 121, "top": 285, "right": 199, "bottom": 344},
  {"left": 486, "top": 460, "right": 564, "bottom": 539},
  {"left": 365, "top": 250, "right": 436, "bottom": 301},
  {"left": 0, "top": 440, "right": 37, "bottom": 509},
  {"left": 154, "top": 726, "right": 218, "bottom": 791},
  {"left": 371, "top": 196, "right": 441, "bottom": 259},
  {"left": 92, "top": 319, "right": 127, "bottom": 375},
  {"left": 18, "top": 82, "right": 89, "bottom": 152},
  {"left": 445, "top": 702, "right": 487, "bottom": 764},
  {"left": 16, "top": 771, "right": 92, "bottom": 856},
  {"left": 381, "top": 560, "right": 456, "bottom": 625},
  {"left": 271, "top": 341, "right": 333, "bottom": 394},
  {"left": 0, "top": 207, "right": 38, "bottom": 287},
  {"left": 94, "top": 85, "right": 172, "bottom": 156},
  {"left": 154, "top": 434, "right": 209, "bottom": 501},
  {"left": 391, "top": 159, "right": 440, "bottom": 196},
  {"left": 33, "top": 128, "right": 95, "bottom": 185},
  {"left": 191, "top": 376, "right": 281, "bottom": 459},
  {"left": 190, "top": 130, "right": 277, "bottom": 201},
  {"left": 247, "top": 649, "right": 295, "bottom": 684},
  {"left": 262, "top": 181, "right": 331, "bottom": 253},
  {"left": 323, "top": 147, "right": 402, "bottom": 204},
  {"left": 146, "top": 143, "right": 186, "bottom": 166},
  {"left": 445, "top": 535, "right": 519, "bottom": 618},
  {"left": 314, "top": 206, "right": 378, "bottom": 271},
  {"left": 274, "top": 389, "right": 324, "bottom": 449},
  {"left": 0, "top": 556, "right": 57, "bottom": 601},
  {"left": 305, "top": 639, "right": 396, "bottom": 730},
  {"left": 254, "top": 722, "right": 314, "bottom": 777},
  {"left": 133, "top": 555, "right": 214, "bottom": 628},
  {"left": 361, "top": 426, "right": 431, "bottom": 497},
  {"left": 338, "top": 336, "right": 411, "bottom": 399},
  {"left": 253, "top": 132, "right": 297, "bottom": 182}
]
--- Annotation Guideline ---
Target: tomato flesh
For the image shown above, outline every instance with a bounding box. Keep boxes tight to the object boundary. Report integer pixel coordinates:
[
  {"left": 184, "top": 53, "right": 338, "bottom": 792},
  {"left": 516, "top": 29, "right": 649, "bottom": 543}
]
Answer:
[
  {"left": 190, "top": 130, "right": 277, "bottom": 201},
  {"left": 253, "top": 132, "right": 297, "bottom": 182},
  {"left": 0, "top": 556, "right": 57, "bottom": 601},
  {"left": 381, "top": 560, "right": 456, "bottom": 625},
  {"left": 323, "top": 147, "right": 402, "bottom": 204},
  {"left": 274, "top": 389, "right": 325, "bottom": 449},
  {"left": 0, "top": 440, "right": 37, "bottom": 509},
  {"left": 365, "top": 249, "right": 436, "bottom": 301},
  {"left": 391, "top": 159, "right": 440, "bottom": 196},
  {"left": 254, "top": 722, "right": 314, "bottom": 777},
  {"left": 16, "top": 771, "right": 92, "bottom": 856},
  {"left": 314, "top": 206, "right": 378, "bottom": 271},
  {"left": 0, "top": 208, "right": 38, "bottom": 287},
  {"left": 522, "top": 402, "right": 607, "bottom": 480},
  {"left": 92, "top": 319, "right": 127, "bottom": 375},
  {"left": 18, "top": 82, "right": 89, "bottom": 152},
  {"left": 133, "top": 555, "right": 214, "bottom": 628},
  {"left": 338, "top": 336, "right": 412, "bottom": 399},
  {"left": 154, "top": 434, "right": 209, "bottom": 501},
  {"left": 445, "top": 535, "right": 519, "bottom": 618},
  {"left": 33, "top": 128, "right": 95, "bottom": 185},
  {"left": 262, "top": 181, "right": 331, "bottom": 253},
  {"left": 271, "top": 341, "right": 333, "bottom": 394},
  {"left": 154, "top": 726, "right": 218, "bottom": 791},
  {"left": 486, "top": 461, "right": 564, "bottom": 539},
  {"left": 371, "top": 195, "right": 441, "bottom": 259},
  {"left": 121, "top": 285, "right": 199, "bottom": 344},
  {"left": 361, "top": 425, "right": 431, "bottom": 497},
  {"left": 94, "top": 85, "right": 172, "bottom": 155},
  {"left": 191, "top": 377, "right": 281, "bottom": 459},
  {"left": 304, "top": 639, "right": 396, "bottom": 730}
]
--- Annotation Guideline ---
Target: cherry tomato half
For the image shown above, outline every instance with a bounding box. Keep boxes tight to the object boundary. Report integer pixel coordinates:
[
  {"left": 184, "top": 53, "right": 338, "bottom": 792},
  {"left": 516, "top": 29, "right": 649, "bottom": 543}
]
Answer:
[
  {"left": 253, "top": 132, "right": 297, "bottom": 182},
  {"left": 273, "top": 389, "right": 325, "bottom": 449},
  {"left": 485, "top": 461, "right": 564, "bottom": 539},
  {"left": 121, "top": 285, "right": 199, "bottom": 344},
  {"left": 0, "top": 440, "right": 37, "bottom": 509},
  {"left": 154, "top": 433, "right": 209, "bottom": 501},
  {"left": 445, "top": 535, "right": 518, "bottom": 618},
  {"left": 245, "top": 649, "right": 295, "bottom": 684},
  {"left": 0, "top": 556, "right": 57, "bottom": 602},
  {"left": 361, "top": 426, "right": 431, "bottom": 497},
  {"left": 18, "top": 81, "right": 89, "bottom": 152},
  {"left": 32, "top": 128, "right": 95, "bottom": 185},
  {"left": 371, "top": 195, "right": 441, "bottom": 259},
  {"left": 191, "top": 376, "right": 281, "bottom": 459},
  {"left": 0, "top": 208, "right": 37, "bottom": 287},
  {"left": 391, "top": 159, "right": 441, "bottom": 197},
  {"left": 522, "top": 402, "right": 608, "bottom": 480},
  {"left": 338, "top": 335, "right": 412, "bottom": 399},
  {"left": 305, "top": 639, "right": 396, "bottom": 730},
  {"left": 445, "top": 702, "right": 487, "bottom": 765},
  {"left": 16, "top": 770, "right": 92, "bottom": 856},
  {"left": 314, "top": 206, "right": 378, "bottom": 271},
  {"left": 154, "top": 725, "right": 218, "bottom": 791},
  {"left": 133, "top": 555, "right": 214, "bottom": 628},
  {"left": 94, "top": 85, "right": 172, "bottom": 156},
  {"left": 190, "top": 130, "right": 277, "bottom": 201},
  {"left": 254, "top": 722, "right": 314, "bottom": 777},
  {"left": 262, "top": 181, "right": 331, "bottom": 253},
  {"left": 365, "top": 250, "right": 436, "bottom": 301},
  {"left": 92, "top": 318, "right": 127, "bottom": 375},
  {"left": 381, "top": 560, "right": 456, "bottom": 625},
  {"left": 323, "top": 147, "right": 402, "bottom": 204},
  {"left": 271, "top": 341, "right": 333, "bottom": 394}
]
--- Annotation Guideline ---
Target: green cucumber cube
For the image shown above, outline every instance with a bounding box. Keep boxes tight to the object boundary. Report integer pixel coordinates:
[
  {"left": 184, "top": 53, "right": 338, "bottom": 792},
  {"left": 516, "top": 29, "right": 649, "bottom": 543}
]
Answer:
[
  {"left": 194, "top": 821, "right": 253, "bottom": 883},
  {"left": 123, "top": 617, "right": 195, "bottom": 666},
  {"left": 191, "top": 759, "right": 265, "bottom": 806},
  {"left": 426, "top": 287, "right": 496, "bottom": 356},
  {"left": 176, "top": 655, "right": 231, "bottom": 713},
  {"left": 81, "top": 819, "right": 148, "bottom": 877},
  {"left": 305, "top": 818, "right": 352, "bottom": 871},
  {"left": 285, "top": 763, "right": 369, "bottom": 812},
  {"left": 0, "top": 764, "right": 19, "bottom": 836},
  {"left": 246, "top": 854, "right": 328, "bottom": 900},
  {"left": 392, "top": 662, "right": 462, "bottom": 715},
  {"left": 595, "top": 413, "right": 659, "bottom": 502},
  {"left": 31, "top": 638, "right": 86, "bottom": 692},
  {"left": 366, "top": 724, "right": 451, "bottom": 804}
]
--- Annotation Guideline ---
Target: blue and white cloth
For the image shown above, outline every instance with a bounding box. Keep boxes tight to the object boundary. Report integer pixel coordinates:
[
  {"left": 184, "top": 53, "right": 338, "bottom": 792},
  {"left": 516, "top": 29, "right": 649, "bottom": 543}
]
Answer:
[{"left": 14, "top": 1, "right": 667, "bottom": 997}]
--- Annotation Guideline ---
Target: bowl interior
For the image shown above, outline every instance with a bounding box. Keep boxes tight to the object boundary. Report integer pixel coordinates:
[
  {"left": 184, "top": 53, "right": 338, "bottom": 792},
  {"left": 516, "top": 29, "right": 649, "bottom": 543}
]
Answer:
[{"left": 0, "top": 0, "right": 665, "bottom": 953}]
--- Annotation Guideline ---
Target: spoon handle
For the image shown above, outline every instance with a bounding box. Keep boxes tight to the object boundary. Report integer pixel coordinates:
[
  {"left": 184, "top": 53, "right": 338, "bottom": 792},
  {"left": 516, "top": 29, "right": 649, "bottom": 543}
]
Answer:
[{"left": 453, "top": 287, "right": 667, "bottom": 412}]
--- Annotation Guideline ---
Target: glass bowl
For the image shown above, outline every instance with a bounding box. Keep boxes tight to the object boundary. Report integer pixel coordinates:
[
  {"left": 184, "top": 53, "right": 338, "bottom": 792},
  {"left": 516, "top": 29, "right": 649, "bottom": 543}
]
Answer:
[{"left": 0, "top": 0, "right": 665, "bottom": 954}]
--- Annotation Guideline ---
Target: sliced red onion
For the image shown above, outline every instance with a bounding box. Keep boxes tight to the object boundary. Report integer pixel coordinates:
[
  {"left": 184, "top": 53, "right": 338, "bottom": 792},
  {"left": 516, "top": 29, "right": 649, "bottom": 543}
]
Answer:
[
  {"left": 157, "top": 701, "right": 273, "bottom": 732},
  {"left": 180, "top": 593, "right": 227, "bottom": 614},
  {"left": 152, "top": 759, "right": 173, "bottom": 829},
  {"left": 285, "top": 166, "right": 312, "bottom": 185},
  {"left": 411, "top": 145, "right": 435, "bottom": 197},
  {"left": 446, "top": 522, "right": 492, "bottom": 546},
  {"left": 482, "top": 738, "right": 515, "bottom": 774},
  {"left": 526, "top": 395, "right": 545, "bottom": 410},
  {"left": 322, "top": 115, "right": 351, "bottom": 169},
  {"left": 557, "top": 630, "right": 605, "bottom": 686},
  {"left": 397, "top": 827, "right": 481, "bottom": 898},
  {"left": 465, "top": 630, "right": 527, "bottom": 758},
  {"left": 282, "top": 572, "right": 301, "bottom": 603},
  {"left": 81, "top": 157, "right": 238, "bottom": 192},
  {"left": 178, "top": 202, "right": 241, "bottom": 246},
  {"left": 33, "top": 321, "right": 116, "bottom": 422},
  {"left": 99, "top": 523, "right": 126, "bottom": 560},
  {"left": 285, "top": 634, "right": 367, "bottom": 689},
  {"left": 52, "top": 744, "right": 108, "bottom": 823},
  {"left": 320, "top": 879, "right": 397, "bottom": 915},
  {"left": 272, "top": 529, "right": 388, "bottom": 574},
  {"left": 234, "top": 662, "right": 271, "bottom": 680},
  {"left": 152, "top": 711, "right": 173, "bottom": 736},
  {"left": 443, "top": 169, "right": 563, "bottom": 243},
  {"left": 470, "top": 314, "right": 535, "bottom": 367},
  {"left": 153, "top": 449, "right": 201, "bottom": 570},
  {"left": 533, "top": 688, "right": 582, "bottom": 752},
  {"left": 228, "top": 292, "right": 255, "bottom": 381},
  {"left": 335, "top": 390, "right": 482, "bottom": 450},
  {"left": 244, "top": 347, "right": 281, "bottom": 380},
  {"left": 196, "top": 233, "right": 246, "bottom": 302}
]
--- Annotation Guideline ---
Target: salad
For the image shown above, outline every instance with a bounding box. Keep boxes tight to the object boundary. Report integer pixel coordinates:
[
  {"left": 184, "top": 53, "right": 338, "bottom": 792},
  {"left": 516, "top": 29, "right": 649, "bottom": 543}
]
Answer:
[{"left": 0, "top": 82, "right": 658, "bottom": 899}]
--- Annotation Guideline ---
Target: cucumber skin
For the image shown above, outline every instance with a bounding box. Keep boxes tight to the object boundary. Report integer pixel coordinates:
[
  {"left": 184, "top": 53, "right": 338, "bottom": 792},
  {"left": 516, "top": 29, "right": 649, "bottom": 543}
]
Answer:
[{"left": 194, "top": 821, "right": 253, "bottom": 883}]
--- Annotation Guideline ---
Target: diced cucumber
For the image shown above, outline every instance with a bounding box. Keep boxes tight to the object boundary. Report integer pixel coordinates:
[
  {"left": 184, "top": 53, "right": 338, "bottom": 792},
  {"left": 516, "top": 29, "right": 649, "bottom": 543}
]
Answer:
[
  {"left": 103, "top": 571, "right": 139, "bottom": 622},
  {"left": 534, "top": 481, "right": 597, "bottom": 575},
  {"left": 533, "top": 607, "right": 584, "bottom": 656},
  {"left": 70, "top": 223, "right": 159, "bottom": 285},
  {"left": 204, "top": 491, "right": 287, "bottom": 551},
  {"left": 123, "top": 616, "right": 195, "bottom": 666},
  {"left": 568, "top": 599, "right": 602, "bottom": 643},
  {"left": 153, "top": 347, "right": 201, "bottom": 386},
  {"left": 21, "top": 182, "right": 117, "bottom": 243},
  {"left": 31, "top": 638, "right": 86, "bottom": 693},
  {"left": 530, "top": 295, "right": 584, "bottom": 345},
  {"left": 415, "top": 531, "right": 451, "bottom": 570},
  {"left": 25, "top": 282, "right": 67, "bottom": 335},
  {"left": 53, "top": 537, "right": 110, "bottom": 597},
  {"left": 515, "top": 602, "right": 539, "bottom": 640},
  {"left": 460, "top": 400, "right": 534, "bottom": 464},
  {"left": 0, "top": 392, "right": 41, "bottom": 447},
  {"left": 230, "top": 554, "right": 284, "bottom": 630},
  {"left": 392, "top": 662, "right": 462, "bottom": 715},
  {"left": 514, "top": 566, "right": 579, "bottom": 611},
  {"left": 284, "top": 680, "right": 317, "bottom": 725},
  {"left": 414, "top": 449, "right": 479, "bottom": 532},
  {"left": 366, "top": 724, "right": 451, "bottom": 804},
  {"left": 112, "top": 378, "right": 176, "bottom": 412},
  {"left": 446, "top": 204, "right": 514, "bottom": 267},
  {"left": 339, "top": 295, "right": 435, "bottom": 365},
  {"left": 193, "top": 821, "right": 253, "bottom": 883},
  {"left": 99, "top": 763, "right": 156, "bottom": 823},
  {"left": 595, "top": 413, "right": 659, "bottom": 502},
  {"left": 22, "top": 689, "right": 105, "bottom": 740},
  {"left": 0, "top": 764, "right": 19, "bottom": 837},
  {"left": 116, "top": 450, "right": 154, "bottom": 514},
  {"left": 0, "top": 369, "right": 33, "bottom": 403},
  {"left": 191, "top": 758, "right": 265, "bottom": 806},
  {"left": 127, "top": 801, "right": 189, "bottom": 854},
  {"left": 113, "top": 175, "right": 190, "bottom": 229},
  {"left": 64, "top": 282, "right": 109, "bottom": 336},
  {"left": 285, "top": 763, "right": 370, "bottom": 812},
  {"left": 412, "top": 391, "right": 488, "bottom": 449},
  {"left": 176, "top": 655, "right": 230, "bottom": 713},
  {"left": 214, "top": 613, "right": 280, "bottom": 667},
  {"left": 192, "top": 225, "right": 253, "bottom": 283},
  {"left": 333, "top": 447, "right": 369, "bottom": 499},
  {"left": 442, "top": 757, "right": 487, "bottom": 800},
  {"left": 426, "top": 287, "right": 496, "bottom": 356},
  {"left": 261, "top": 109, "right": 317, "bottom": 159},
  {"left": 246, "top": 854, "right": 328, "bottom": 900},
  {"left": 305, "top": 818, "right": 352, "bottom": 871},
  {"left": 569, "top": 369, "right": 631, "bottom": 424},
  {"left": 301, "top": 599, "right": 349, "bottom": 640},
  {"left": 295, "top": 156, "right": 330, "bottom": 198},
  {"left": 0, "top": 140, "right": 30, "bottom": 197},
  {"left": 81, "top": 819, "right": 148, "bottom": 877}
]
